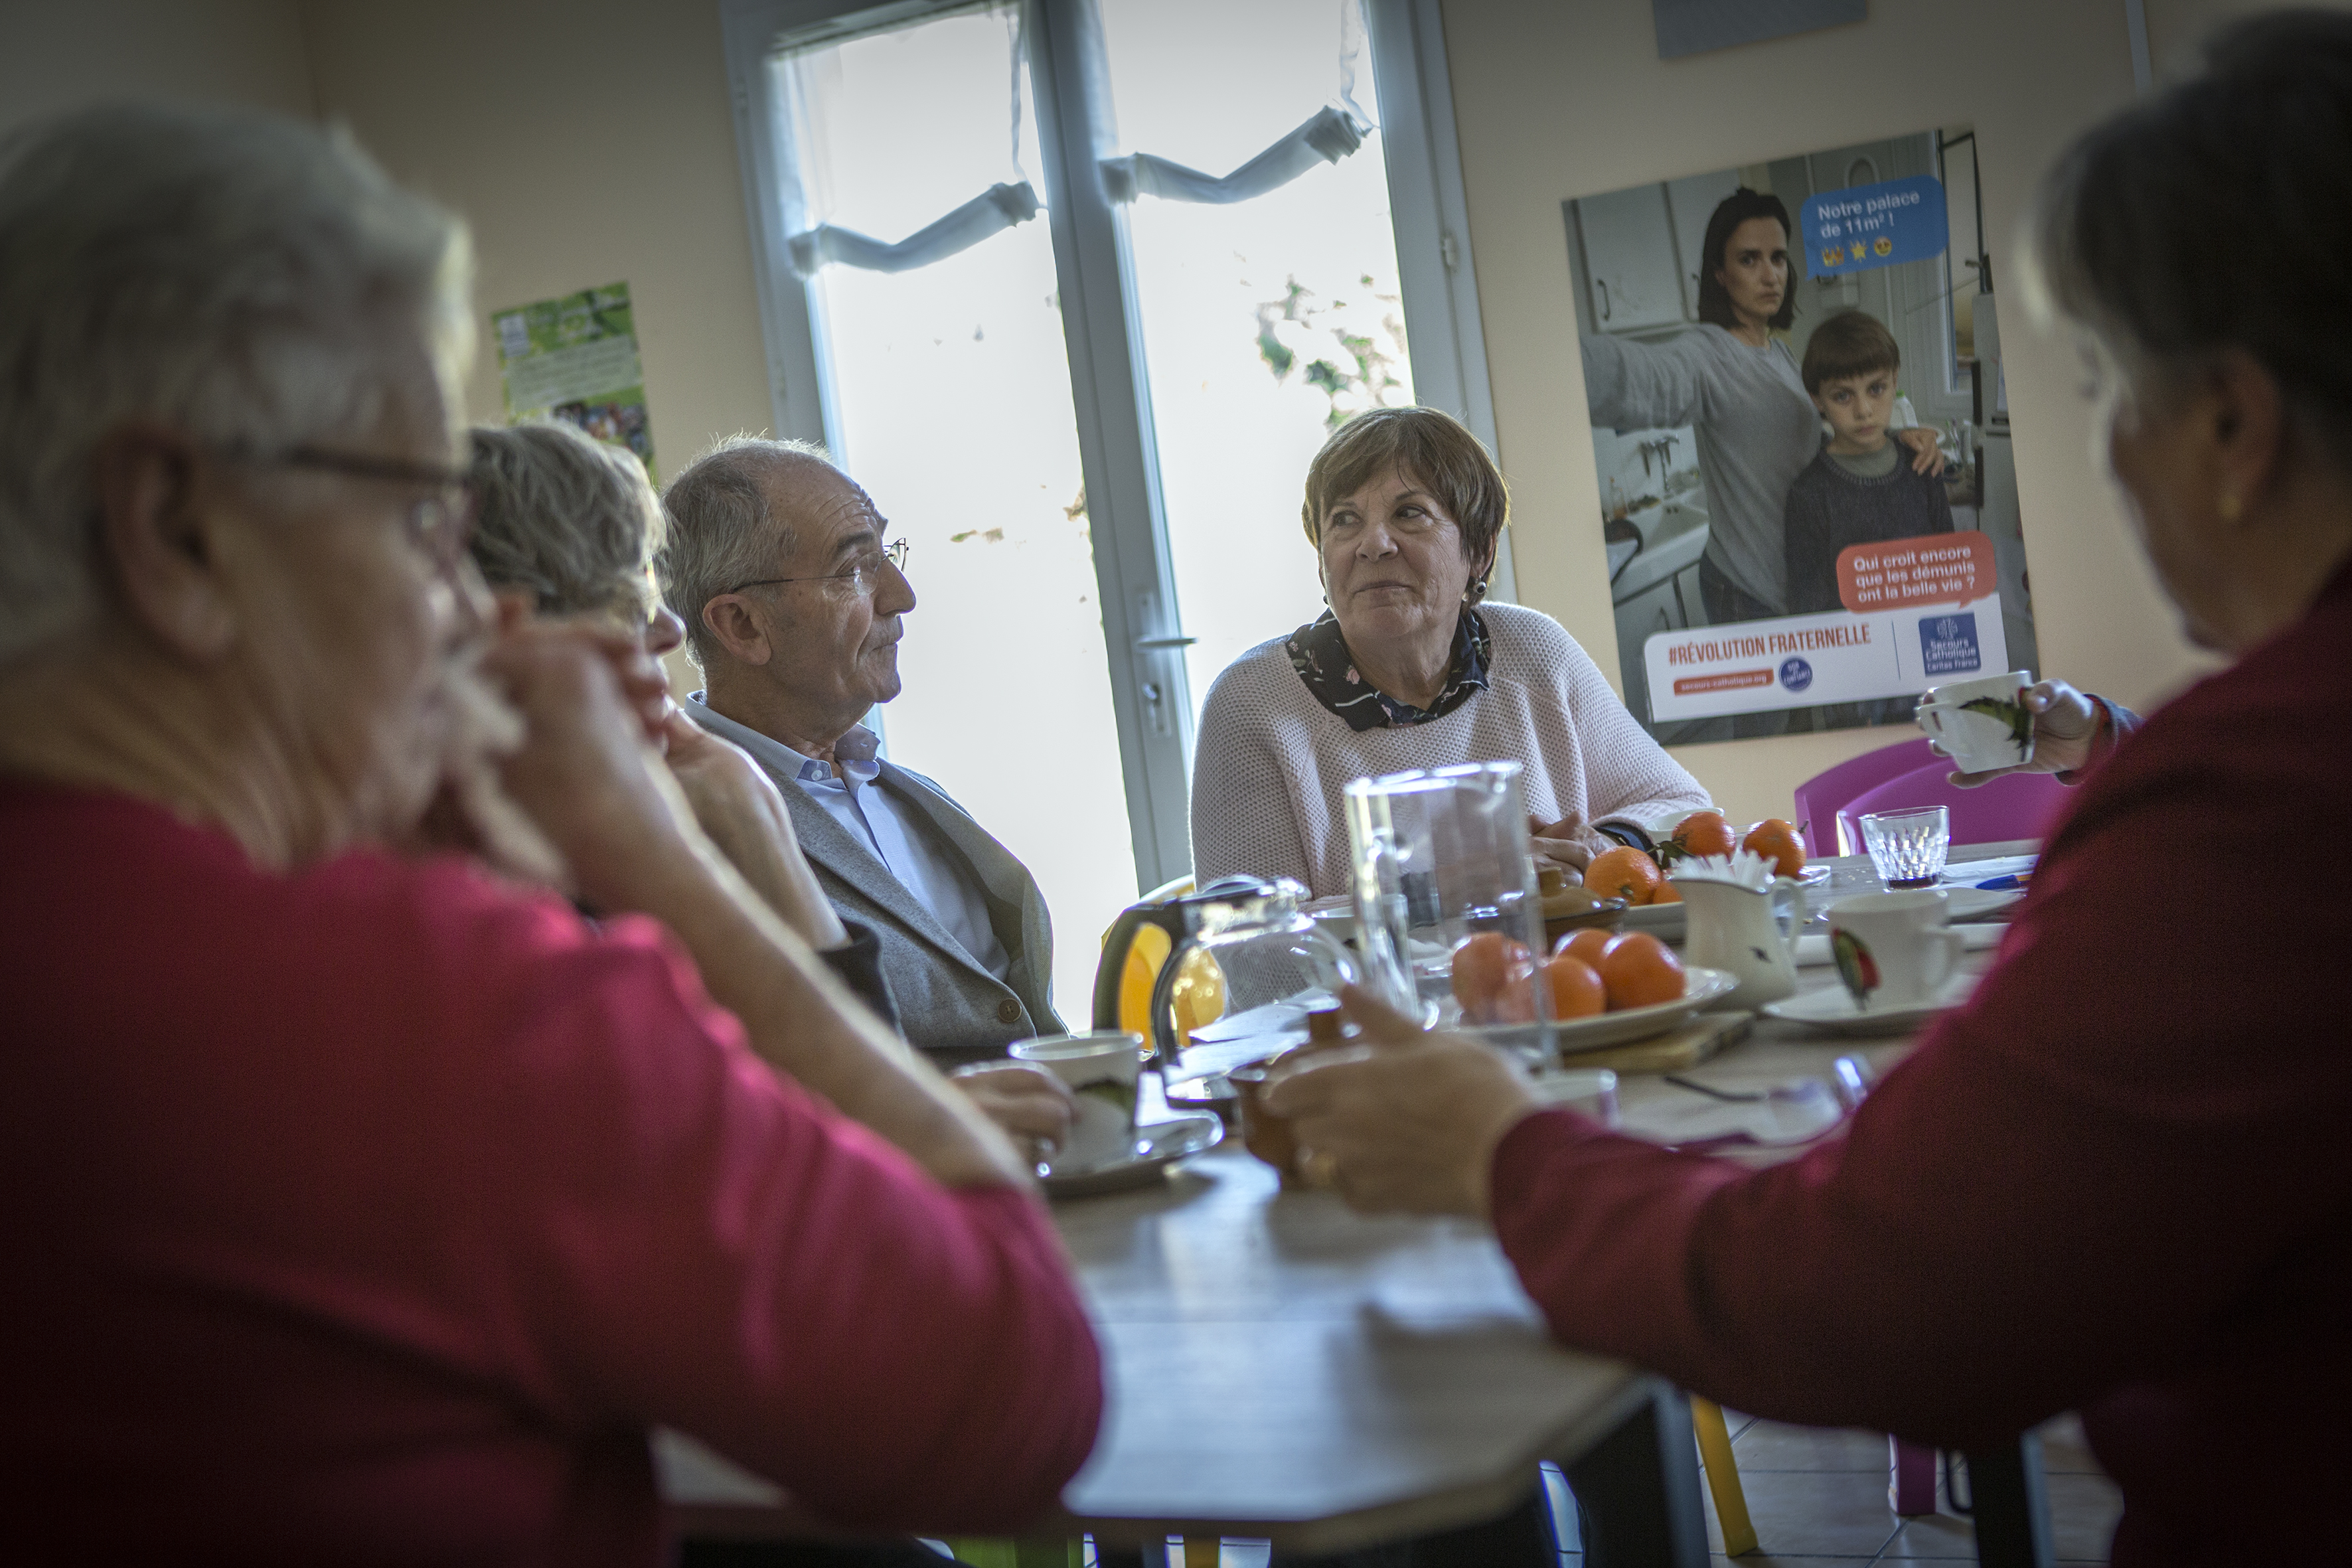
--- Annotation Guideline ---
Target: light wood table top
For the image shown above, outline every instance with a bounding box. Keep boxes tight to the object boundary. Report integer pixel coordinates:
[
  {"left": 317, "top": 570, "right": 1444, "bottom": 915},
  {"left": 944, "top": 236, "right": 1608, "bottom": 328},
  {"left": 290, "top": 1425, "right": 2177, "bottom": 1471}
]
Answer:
[
  {"left": 662, "top": 1134, "right": 1666, "bottom": 1552},
  {"left": 663, "top": 839, "right": 2039, "bottom": 1551}
]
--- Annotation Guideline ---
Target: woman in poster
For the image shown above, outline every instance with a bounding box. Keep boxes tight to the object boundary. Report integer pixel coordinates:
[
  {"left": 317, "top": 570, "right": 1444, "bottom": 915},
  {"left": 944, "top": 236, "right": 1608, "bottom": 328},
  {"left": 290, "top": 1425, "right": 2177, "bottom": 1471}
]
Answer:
[{"left": 1581, "top": 189, "right": 1943, "bottom": 628}]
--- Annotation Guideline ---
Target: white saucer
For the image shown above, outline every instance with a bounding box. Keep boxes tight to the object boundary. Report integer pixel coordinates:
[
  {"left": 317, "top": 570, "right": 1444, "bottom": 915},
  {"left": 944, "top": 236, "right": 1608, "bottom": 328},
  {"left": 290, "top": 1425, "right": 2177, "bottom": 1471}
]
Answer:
[
  {"left": 1466, "top": 964, "right": 1739, "bottom": 1055},
  {"left": 1761, "top": 974, "right": 1979, "bottom": 1037},
  {"left": 1040, "top": 1114, "right": 1223, "bottom": 1198}
]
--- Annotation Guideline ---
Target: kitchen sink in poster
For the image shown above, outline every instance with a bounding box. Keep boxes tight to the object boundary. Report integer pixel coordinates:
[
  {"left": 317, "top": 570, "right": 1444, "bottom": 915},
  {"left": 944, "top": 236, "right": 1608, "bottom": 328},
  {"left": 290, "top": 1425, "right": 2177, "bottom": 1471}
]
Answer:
[{"left": 1562, "top": 125, "right": 2039, "bottom": 743}]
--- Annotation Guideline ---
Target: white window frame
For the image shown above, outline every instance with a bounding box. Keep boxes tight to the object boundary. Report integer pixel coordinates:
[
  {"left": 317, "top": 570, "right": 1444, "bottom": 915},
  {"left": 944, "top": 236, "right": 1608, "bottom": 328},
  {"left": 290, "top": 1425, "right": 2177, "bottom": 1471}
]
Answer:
[{"left": 717, "top": 0, "right": 1498, "bottom": 892}]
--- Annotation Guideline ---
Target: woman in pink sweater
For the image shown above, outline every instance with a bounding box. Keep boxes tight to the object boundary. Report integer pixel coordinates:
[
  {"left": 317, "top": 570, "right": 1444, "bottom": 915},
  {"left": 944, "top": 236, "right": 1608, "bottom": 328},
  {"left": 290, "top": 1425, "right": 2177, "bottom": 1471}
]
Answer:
[
  {"left": 1190, "top": 407, "right": 1711, "bottom": 897},
  {"left": 0, "top": 102, "right": 1098, "bottom": 1565}
]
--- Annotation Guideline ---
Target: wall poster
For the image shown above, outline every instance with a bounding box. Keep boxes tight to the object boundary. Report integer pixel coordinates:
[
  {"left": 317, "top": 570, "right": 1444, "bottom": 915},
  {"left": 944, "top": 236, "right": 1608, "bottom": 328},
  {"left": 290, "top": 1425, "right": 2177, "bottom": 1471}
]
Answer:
[
  {"left": 493, "top": 280, "right": 657, "bottom": 478},
  {"left": 1563, "top": 126, "right": 2037, "bottom": 744}
]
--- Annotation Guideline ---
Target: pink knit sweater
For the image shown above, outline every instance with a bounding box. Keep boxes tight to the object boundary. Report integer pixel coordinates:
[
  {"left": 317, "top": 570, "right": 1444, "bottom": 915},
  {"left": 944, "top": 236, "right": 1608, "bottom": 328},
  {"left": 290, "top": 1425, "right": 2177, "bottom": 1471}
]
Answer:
[{"left": 1189, "top": 603, "right": 1713, "bottom": 898}]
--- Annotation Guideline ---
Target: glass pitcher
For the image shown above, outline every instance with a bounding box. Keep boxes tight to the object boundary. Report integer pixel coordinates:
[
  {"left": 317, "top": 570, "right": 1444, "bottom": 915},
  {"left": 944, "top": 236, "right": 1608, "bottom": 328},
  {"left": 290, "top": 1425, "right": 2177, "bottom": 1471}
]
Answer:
[{"left": 1343, "top": 761, "right": 1554, "bottom": 1061}]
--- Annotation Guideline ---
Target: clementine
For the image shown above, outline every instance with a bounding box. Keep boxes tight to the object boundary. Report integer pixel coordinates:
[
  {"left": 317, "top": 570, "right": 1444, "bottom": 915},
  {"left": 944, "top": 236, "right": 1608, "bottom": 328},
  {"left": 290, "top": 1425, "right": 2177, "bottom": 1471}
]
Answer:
[
  {"left": 1650, "top": 879, "right": 1683, "bottom": 904},
  {"left": 1450, "top": 931, "right": 1534, "bottom": 1024},
  {"left": 1540, "top": 953, "right": 1608, "bottom": 1018},
  {"left": 1742, "top": 818, "right": 1807, "bottom": 878},
  {"left": 1672, "top": 810, "right": 1737, "bottom": 859},
  {"left": 1554, "top": 927, "right": 1623, "bottom": 969},
  {"left": 1583, "top": 846, "right": 1663, "bottom": 905},
  {"left": 1599, "top": 932, "right": 1686, "bottom": 1010}
]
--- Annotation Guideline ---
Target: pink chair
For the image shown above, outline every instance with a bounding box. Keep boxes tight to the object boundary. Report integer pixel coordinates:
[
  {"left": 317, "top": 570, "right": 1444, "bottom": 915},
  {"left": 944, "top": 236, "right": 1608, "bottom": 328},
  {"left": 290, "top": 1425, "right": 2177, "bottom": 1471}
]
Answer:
[
  {"left": 1835, "top": 760, "right": 2071, "bottom": 855},
  {"left": 1791, "top": 738, "right": 1940, "bottom": 856}
]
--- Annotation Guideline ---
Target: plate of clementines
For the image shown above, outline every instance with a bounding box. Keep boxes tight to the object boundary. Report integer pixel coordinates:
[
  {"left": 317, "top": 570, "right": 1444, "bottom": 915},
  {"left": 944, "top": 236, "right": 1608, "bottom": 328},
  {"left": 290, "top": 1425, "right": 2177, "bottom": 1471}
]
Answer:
[
  {"left": 1581, "top": 812, "right": 1824, "bottom": 943},
  {"left": 1449, "top": 926, "right": 1739, "bottom": 1054}
]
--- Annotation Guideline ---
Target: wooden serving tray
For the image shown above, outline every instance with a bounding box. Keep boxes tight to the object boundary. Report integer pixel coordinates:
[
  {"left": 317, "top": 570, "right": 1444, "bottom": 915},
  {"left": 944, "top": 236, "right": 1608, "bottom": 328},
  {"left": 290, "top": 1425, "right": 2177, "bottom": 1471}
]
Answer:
[{"left": 1557, "top": 1009, "right": 1751, "bottom": 1073}]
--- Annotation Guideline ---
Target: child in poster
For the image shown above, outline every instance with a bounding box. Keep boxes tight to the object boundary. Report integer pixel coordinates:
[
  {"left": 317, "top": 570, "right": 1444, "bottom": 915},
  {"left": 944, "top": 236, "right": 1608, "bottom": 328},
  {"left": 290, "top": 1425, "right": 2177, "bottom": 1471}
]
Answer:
[{"left": 1782, "top": 309, "right": 1954, "bottom": 615}]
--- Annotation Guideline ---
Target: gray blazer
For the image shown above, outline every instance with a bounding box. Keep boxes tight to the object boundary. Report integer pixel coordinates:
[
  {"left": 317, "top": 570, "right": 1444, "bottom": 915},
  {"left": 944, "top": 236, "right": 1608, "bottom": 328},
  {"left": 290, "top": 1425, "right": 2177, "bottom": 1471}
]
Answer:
[{"left": 686, "top": 701, "right": 1065, "bottom": 1063}]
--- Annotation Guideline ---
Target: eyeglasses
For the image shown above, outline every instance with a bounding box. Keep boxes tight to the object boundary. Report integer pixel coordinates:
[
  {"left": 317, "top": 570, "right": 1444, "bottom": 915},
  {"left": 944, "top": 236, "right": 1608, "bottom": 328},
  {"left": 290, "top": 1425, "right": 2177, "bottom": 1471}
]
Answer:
[
  {"left": 226, "top": 443, "right": 479, "bottom": 570},
  {"left": 725, "top": 536, "right": 911, "bottom": 597}
]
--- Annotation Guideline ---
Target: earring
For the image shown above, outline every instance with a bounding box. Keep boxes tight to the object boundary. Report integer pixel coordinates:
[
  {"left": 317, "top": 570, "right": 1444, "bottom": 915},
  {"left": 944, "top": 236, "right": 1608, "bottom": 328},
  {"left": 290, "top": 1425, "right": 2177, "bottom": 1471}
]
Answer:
[
  {"left": 1464, "top": 577, "right": 1488, "bottom": 600},
  {"left": 2218, "top": 492, "right": 2243, "bottom": 522}
]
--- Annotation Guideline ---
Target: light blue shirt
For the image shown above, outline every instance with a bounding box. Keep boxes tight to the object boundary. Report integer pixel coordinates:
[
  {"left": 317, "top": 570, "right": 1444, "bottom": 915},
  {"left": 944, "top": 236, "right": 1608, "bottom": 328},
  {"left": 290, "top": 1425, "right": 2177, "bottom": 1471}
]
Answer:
[{"left": 688, "top": 696, "right": 1012, "bottom": 980}]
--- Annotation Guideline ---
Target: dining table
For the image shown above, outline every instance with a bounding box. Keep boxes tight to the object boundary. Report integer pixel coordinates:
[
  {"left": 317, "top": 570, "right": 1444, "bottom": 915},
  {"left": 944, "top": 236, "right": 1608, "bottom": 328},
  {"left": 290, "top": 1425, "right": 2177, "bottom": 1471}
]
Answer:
[{"left": 661, "top": 840, "right": 2049, "bottom": 1568}]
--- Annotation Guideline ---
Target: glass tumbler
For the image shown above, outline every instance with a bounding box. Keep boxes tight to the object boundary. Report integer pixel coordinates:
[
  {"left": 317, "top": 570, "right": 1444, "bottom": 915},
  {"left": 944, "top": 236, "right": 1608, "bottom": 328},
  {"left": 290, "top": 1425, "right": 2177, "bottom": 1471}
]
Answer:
[
  {"left": 1343, "top": 761, "right": 1553, "bottom": 1061},
  {"left": 1859, "top": 805, "right": 1952, "bottom": 890}
]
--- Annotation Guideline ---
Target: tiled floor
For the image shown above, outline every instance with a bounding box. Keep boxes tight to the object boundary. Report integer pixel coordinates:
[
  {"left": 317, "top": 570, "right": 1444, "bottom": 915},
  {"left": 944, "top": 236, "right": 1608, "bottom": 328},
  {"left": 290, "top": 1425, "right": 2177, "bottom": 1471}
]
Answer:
[
  {"left": 1573, "top": 1409, "right": 2120, "bottom": 1566},
  {"left": 1157, "top": 1410, "right": 2120, "bottom": 1566}
]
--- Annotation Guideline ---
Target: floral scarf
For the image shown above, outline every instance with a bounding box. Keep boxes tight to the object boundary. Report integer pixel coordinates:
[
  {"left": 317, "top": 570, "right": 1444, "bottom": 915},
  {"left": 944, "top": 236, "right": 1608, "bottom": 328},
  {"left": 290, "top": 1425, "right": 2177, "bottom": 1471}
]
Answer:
[{"left": 1285, "top": 607, "right": 1491, "bottom": 732}]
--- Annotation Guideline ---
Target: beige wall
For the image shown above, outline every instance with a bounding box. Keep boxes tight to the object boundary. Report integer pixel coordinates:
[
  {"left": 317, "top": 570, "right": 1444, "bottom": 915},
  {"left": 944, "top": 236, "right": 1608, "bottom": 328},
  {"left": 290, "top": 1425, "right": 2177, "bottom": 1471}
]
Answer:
[
  {"left": 300, "top": 0, "right": 773, "bottom": 482},
  {"left": 0, "top": 0, "right": 312, "bottom": 133},
  {"left": 1442, "top": 0, "right": 2199, "bottom": 826},
  {"left": 3, "top": 0, "right": 2331, "bottom": 824}
]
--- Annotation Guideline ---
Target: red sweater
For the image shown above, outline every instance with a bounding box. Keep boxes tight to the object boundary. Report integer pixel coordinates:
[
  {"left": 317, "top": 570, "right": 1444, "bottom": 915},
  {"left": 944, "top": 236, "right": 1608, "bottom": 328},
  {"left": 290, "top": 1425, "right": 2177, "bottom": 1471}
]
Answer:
[
  {"left": 0, "top": 789, "right": 1101, "bottom": 1566},
  {"left": 1492, "top": 562, "right": 2352, "bottom": 1565}
]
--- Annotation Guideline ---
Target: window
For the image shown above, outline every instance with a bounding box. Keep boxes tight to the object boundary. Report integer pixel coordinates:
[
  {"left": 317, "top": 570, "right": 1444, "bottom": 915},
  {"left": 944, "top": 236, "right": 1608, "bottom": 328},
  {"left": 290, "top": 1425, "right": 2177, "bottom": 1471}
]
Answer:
[{"left": 720, "top": 0, "right": 1494, "bottom": 1014}]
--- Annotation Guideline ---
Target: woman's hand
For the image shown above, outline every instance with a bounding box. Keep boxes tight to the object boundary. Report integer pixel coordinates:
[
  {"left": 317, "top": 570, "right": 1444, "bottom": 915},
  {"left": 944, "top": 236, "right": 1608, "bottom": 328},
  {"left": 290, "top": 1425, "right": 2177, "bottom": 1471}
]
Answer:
[
  {"left": 479, "top": 621, "right": 702, "bottom": 910},
  {"left": 662, "top": 709, "right": 849, "bottom": 950},
  {"left": 1928, "top": 678, "right": 2105, "bottom": 786},
  {"left": 1261, "top": 985, "right": 1538, "bottom": 1218},
  {"left": 949, "top": 1062, "right": 1077, "bottom": 1168},
  {"left": 1528, "top": 812, "right": 1602, "bottom": 876},
  {"left": 1895, "top": 426, "right": 1948, "bottom": 477}
]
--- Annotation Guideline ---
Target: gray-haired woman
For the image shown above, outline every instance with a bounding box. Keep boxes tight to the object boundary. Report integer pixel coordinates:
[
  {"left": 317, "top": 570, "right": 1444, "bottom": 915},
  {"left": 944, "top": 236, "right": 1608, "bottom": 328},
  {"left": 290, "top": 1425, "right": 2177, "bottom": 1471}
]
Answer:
[
  {"left": 0, "top": 100, "right": 1097, "bottom": 1562},
  {"left": 1264, "top": 16, "right": 2352, "bottom": 1562}
]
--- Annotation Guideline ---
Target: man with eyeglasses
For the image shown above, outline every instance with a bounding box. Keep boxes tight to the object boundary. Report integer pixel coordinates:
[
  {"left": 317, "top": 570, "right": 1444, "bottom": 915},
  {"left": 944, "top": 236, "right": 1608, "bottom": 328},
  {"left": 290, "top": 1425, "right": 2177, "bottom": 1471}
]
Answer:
[{"left": 660, "top": 437, "right": 1063, "bottom": 1065}]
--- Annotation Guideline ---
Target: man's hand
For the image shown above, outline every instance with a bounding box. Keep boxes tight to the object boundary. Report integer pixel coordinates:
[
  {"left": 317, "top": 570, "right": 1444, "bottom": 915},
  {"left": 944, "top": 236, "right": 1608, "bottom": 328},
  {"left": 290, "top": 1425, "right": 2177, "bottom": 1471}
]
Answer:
[
  {"left": 950, "top": 1063, "right": 1077, "bottom": 1168},
  {"left": 663, "top": 710, "right": 850, "bottom": 950},
  {"left": 1895, "top": 426, "right": 1948, "bottom": 477},
  {"left": 1261, "top": 985, "right": 1539, "bottom": 1219},
  {"left": 1528, "top": 812, "right": 1601, "bottom": 876},
  {"left": 1927, "top": 678, "right": 2104, "bottom": 786}
]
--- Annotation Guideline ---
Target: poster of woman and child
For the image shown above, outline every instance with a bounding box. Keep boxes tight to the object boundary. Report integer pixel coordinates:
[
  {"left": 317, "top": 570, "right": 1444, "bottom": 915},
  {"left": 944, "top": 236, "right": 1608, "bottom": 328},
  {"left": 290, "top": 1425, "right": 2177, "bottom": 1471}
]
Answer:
[{"left": 1565, "top": 125, "right": 2039, "bottom": 743}]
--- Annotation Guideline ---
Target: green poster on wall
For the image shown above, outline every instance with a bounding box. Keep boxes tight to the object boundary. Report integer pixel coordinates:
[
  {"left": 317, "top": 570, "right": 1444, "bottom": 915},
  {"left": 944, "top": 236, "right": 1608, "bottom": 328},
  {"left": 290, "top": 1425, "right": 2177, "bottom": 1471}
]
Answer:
[{"left": 491, "top": 280, "right": 655, "bottom": 479}]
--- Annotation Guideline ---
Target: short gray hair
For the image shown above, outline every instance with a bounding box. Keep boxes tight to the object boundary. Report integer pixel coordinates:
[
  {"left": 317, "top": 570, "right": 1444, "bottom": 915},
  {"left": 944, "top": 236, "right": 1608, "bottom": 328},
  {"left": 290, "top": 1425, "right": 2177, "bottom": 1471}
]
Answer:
[
  {"left": 0, "top": 102, "right": 472, "bottom": 665},
  {"left": 469, "top": 422, "right": 663, "bottom": 622},
  {"left": 657, "top": 433, "right": 835, "bottom": 669}
]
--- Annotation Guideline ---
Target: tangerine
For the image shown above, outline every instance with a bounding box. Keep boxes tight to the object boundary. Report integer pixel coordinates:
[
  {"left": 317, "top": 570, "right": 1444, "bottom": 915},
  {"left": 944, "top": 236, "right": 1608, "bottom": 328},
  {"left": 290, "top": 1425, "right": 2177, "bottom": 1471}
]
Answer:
[
  {"left": 1540, "top": 954, "right": 1608, "bottom": 1018},
  {"left": 1554, "top": 927, "right": 1623, "bottom": 969},
  {"left": 1599, "top": 932, "right": 1686, "bottom": 1010},
  {"left": 1584, "top": 846, "right": 1663, "bottom": 905},
  {"left": 1672, "top": 810, "right": 1737, "bottom": 859},
  {"left": 1450, "top": 931, "right": 1534, "bottom": 1024},
  {"left": 1650, "top": 879, "right": 1684, "bottom": 904},
  {"left": 1742, "top": 818, "right": 1807, "bottom": 878}
]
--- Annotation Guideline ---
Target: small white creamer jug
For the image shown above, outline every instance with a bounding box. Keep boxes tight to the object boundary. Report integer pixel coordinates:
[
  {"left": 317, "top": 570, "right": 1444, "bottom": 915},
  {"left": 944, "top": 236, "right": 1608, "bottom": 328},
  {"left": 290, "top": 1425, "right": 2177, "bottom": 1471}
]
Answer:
[{"left": 1676, "top": 852, "right": 1808, "bottom": 1010}]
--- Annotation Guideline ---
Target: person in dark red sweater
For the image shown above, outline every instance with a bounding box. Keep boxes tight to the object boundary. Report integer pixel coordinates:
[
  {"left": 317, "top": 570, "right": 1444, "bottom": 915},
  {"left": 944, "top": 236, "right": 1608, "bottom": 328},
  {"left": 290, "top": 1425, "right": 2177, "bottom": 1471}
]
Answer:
[
  {"left": 1267, "top": 16, "right": 2352, "bottom": 1564},
  {"left": 0, "top": 103, "right": 1099, "bottom": 1565}
]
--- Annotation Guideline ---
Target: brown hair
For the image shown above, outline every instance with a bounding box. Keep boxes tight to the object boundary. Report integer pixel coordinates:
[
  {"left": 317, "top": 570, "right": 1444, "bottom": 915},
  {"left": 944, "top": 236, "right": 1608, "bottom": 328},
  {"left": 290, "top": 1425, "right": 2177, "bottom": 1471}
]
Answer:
[
  {"left": 1800, "top": 310, "right": 1901, "bottom": 394},
  {"left": 1696, "top": 189, "right": 1796, "bottom": 333},
  {"left": 1299, "top": 407, "right": 1508, "bottom": 599}
]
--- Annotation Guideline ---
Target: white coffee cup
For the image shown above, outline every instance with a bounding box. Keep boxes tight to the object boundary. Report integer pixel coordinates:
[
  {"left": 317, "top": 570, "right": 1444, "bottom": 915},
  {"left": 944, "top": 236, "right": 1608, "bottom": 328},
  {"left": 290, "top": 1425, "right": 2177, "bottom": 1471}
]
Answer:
[
  {"left": 1826, "top": 890, "right": 1966, "bottom": 1008},
  {"left": 1008, "top": 1032, "right": 1144, "bottom": 1174},
  {"left": 1915, "top": 669, "right": 2035, "bottom": 774}
]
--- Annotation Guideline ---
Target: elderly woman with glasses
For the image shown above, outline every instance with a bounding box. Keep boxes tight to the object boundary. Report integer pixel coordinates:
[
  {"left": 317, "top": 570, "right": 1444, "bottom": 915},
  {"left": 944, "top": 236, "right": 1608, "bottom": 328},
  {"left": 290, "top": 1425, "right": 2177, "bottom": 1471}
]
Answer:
[
  {"left": 1190, "top": 406, "right": 1712, "bottom": 898},
  {"left": 1264, "top": 15, "right": 2352, "bottom": 1562},
  {"left": 0, "top": 103, "right": 1099, "bottom": 1563}
]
